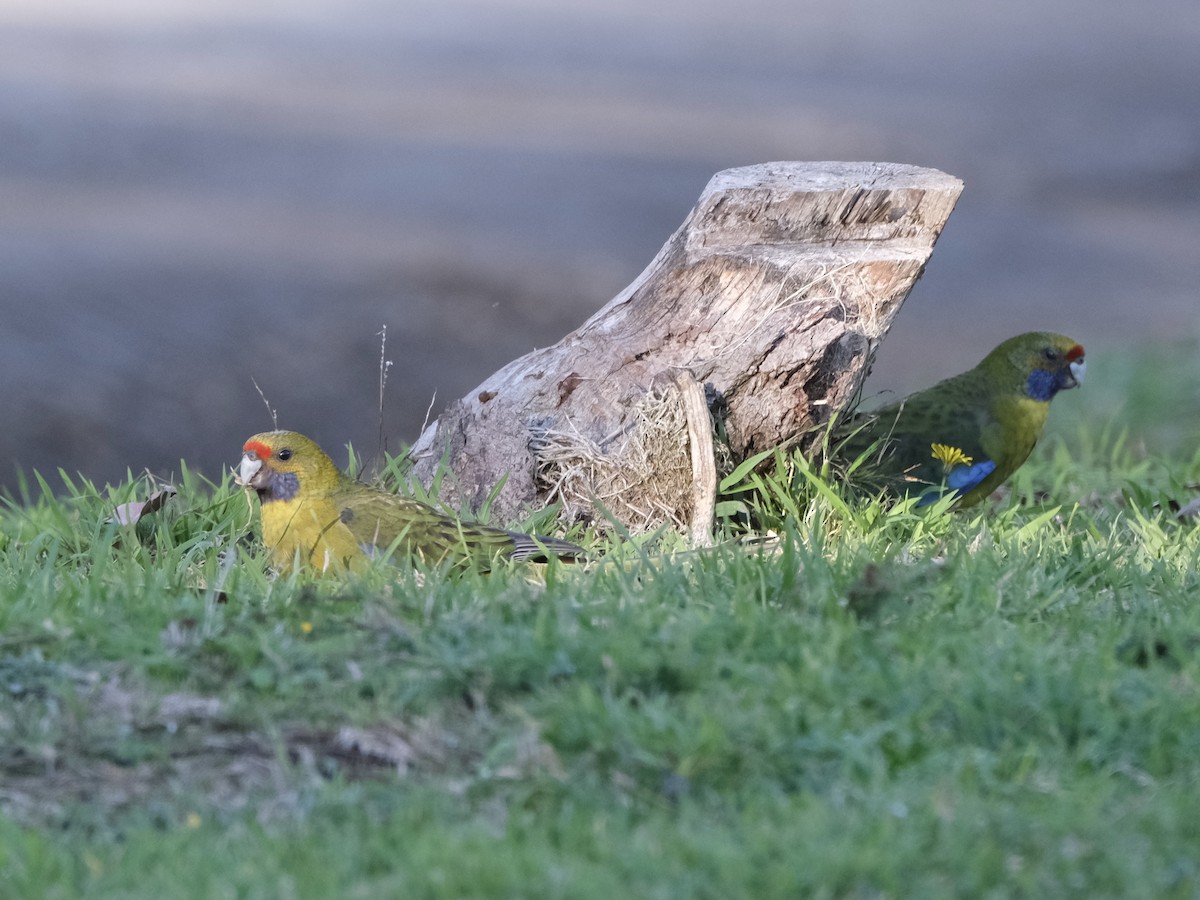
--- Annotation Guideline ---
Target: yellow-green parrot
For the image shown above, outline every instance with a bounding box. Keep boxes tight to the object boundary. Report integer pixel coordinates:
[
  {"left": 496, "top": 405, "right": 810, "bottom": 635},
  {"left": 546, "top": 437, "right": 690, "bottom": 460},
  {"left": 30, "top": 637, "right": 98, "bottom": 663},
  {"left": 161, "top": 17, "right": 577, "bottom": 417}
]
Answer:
[
  {"left": 836, "top": 332, "right": 1086, "bottom": 507},
  {"left": 238, "top": 431, "right": 582, "bottom": 573}
]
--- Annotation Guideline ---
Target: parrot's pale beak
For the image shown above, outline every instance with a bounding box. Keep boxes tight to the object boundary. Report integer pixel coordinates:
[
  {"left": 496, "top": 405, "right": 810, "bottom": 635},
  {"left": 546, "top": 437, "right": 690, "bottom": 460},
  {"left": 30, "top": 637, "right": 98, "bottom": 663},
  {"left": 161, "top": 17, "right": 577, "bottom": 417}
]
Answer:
[
  {"left": 1067, "top": 357, "right": 1086, "bottom": 388},
  {"left": 1062, "top": 344, "right": 1086, "bottom": 389},
  {"left": 239, "top": 453, "right": 264, "bottom": 487}
]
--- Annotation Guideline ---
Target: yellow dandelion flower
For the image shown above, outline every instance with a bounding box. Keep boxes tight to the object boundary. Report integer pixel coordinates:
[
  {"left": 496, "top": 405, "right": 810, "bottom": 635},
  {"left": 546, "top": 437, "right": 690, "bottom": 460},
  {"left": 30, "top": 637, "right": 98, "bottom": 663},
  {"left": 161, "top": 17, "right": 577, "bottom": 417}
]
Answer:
[
  {"left": 301, "top": 621, "right": 314, "bottom": 635},
  {"left": 186, "top": 812, "right": 202, "bottom": 829},
  {"left": 930, "top": 443, "right": 973, "bottom": 472}
]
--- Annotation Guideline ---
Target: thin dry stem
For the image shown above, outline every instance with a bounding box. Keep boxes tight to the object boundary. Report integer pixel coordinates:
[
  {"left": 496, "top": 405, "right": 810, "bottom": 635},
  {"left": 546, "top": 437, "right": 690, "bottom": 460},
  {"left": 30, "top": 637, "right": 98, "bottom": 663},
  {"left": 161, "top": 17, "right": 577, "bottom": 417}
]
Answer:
[{"left": 252, "top": 378, "right": 278, "bottom": 430}]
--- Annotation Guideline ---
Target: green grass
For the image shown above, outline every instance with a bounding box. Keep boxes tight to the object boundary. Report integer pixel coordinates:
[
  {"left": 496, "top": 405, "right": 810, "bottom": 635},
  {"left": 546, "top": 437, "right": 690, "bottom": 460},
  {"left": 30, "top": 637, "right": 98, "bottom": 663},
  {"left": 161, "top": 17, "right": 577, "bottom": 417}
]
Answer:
[{"left": 3, "top": 341, "right": 1200, "bottom": 898}]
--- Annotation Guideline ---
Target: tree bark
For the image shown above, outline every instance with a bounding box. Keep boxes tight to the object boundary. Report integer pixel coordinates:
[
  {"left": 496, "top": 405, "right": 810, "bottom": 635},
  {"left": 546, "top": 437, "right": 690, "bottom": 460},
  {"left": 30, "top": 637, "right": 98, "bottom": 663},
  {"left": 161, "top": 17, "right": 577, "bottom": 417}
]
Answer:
[{"left": 409, "top": 161, "right": 963, "bottom": 532}]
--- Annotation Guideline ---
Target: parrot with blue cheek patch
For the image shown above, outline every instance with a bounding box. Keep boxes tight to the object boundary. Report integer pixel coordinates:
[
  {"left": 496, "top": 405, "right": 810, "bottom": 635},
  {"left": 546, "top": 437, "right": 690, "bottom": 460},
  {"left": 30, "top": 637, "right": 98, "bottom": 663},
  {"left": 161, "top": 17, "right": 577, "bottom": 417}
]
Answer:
[
  {"left": 835, "top": 332, "right": 1086, "bottom": 507},
  {"left": 238, "top": 430, "right": 583, "bottom": 574}
]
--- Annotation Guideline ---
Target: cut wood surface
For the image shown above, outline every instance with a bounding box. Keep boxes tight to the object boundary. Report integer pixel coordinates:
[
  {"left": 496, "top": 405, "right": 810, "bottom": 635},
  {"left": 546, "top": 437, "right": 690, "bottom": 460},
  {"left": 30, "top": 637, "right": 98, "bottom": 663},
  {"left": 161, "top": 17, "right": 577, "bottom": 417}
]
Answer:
[{"left": 410, "top": 161, "right": 964, "bottom": 533}]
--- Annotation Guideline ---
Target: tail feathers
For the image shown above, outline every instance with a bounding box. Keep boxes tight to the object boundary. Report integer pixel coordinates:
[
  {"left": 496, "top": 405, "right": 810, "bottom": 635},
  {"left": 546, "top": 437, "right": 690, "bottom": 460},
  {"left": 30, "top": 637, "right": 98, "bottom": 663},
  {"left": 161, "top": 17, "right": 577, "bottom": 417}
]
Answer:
[{"left": 506, "top": 531, "right": 586, "bottom": 563}]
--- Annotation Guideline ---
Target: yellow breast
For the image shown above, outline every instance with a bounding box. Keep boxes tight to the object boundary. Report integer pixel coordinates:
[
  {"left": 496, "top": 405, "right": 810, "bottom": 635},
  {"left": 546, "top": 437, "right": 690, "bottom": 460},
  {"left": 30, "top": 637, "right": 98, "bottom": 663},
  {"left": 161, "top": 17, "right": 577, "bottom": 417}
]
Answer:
[
  {"left": 259, "top": 495, "right": 366, "bottom": 573},
  {"left": 984, "top": 394, "right": 1051, "bottom": 475}
]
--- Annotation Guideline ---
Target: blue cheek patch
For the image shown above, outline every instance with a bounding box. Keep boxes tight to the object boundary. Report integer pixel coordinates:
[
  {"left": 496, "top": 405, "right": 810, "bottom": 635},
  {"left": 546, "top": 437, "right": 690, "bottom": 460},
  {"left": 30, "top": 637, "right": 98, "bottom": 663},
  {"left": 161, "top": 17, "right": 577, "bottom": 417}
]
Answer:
[
  {"left": 1027, "top": 368, "right": 1059, "bottom": 401},
  {"left": 261, "top": 470, "right": 300, "bottom": 503},
  {"left": 916, "top": 459, "right": 998, "bottom": 507}
]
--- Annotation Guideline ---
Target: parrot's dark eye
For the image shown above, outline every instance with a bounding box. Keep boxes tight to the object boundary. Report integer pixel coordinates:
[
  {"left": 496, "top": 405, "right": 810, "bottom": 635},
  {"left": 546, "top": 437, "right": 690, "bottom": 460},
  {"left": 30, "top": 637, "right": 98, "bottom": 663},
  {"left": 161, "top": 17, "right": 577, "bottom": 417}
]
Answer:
[
  {"left": 1041, "top": 348, "right": 1060, "bottom": 363},
  {"left": 277, "top": 448, "right": 293, "bottom": 461}
]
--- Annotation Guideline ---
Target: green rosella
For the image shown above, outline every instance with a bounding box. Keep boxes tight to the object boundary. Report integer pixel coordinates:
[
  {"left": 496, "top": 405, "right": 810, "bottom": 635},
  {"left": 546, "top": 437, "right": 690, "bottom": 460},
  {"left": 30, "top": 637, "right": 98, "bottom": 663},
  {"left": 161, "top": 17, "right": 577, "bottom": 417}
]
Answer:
[
  {"left": 836, "top": 332, "right": 1086, "bottom": 507},
  {"left": 239, "top": 431, "right": 583, "bottom": 573}
]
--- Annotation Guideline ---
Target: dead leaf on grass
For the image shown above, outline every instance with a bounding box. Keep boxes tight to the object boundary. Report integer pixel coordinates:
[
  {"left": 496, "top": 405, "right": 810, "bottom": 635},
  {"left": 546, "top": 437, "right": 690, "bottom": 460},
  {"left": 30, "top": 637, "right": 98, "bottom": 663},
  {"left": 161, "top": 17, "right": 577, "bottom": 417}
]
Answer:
[
  {"left": 109, "top": 486, "right": 177, "bottom": 527},
  {"left": 1175, "top": 496, "right": 1200, "bottom": 522}
]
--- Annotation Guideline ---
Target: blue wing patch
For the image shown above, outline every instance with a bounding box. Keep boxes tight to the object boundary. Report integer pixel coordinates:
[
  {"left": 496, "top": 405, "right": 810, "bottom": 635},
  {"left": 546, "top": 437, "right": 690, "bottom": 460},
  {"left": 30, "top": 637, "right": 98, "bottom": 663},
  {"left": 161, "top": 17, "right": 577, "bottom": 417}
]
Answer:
[
  {"left": 947, "top": 459, "right": 997, "bottom": 493},
  {"left": 916, "top": 459, "right": 998, "bottom": 507}
]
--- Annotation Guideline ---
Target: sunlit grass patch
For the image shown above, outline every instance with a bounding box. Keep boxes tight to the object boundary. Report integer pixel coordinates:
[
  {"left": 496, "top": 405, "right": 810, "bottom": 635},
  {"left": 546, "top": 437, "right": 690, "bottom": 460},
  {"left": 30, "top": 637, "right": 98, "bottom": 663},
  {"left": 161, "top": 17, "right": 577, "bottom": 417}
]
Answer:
[{"left": 3, "top": 342, "right": 1200, "bottom": 896}]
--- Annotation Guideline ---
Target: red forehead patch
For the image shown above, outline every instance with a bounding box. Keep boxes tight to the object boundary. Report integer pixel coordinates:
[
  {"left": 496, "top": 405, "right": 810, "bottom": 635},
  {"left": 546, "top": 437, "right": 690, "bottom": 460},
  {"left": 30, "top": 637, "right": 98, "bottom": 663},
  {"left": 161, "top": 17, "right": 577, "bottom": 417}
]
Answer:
[
  {"left": 1066, "top": 344, "right": 1084, "bottom": 361},
  {"left": 243, "top": 440, "right": 274, "bottom": 460}
]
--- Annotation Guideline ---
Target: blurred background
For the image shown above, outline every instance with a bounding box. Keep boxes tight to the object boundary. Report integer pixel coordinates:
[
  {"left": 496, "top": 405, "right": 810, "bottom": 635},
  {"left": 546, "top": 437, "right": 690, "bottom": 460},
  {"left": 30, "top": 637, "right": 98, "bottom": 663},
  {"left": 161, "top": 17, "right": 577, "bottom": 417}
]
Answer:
[{"left": 3, "top": 0, "right": 1199, "bottom": 490}]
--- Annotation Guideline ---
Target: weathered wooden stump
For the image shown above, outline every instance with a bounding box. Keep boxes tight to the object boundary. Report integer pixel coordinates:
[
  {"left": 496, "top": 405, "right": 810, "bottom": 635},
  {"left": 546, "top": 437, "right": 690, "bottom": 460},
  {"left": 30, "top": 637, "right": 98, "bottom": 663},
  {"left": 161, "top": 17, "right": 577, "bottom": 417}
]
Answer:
[{"left": 410, "top": 161, "right": 963, "bottom": 535}]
